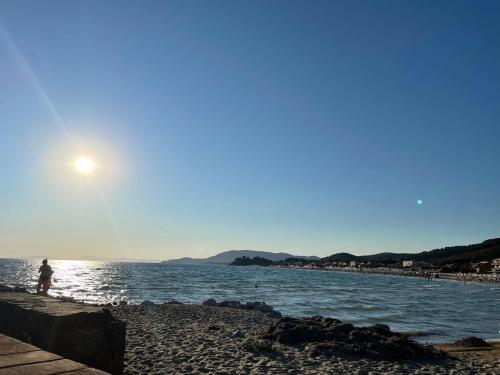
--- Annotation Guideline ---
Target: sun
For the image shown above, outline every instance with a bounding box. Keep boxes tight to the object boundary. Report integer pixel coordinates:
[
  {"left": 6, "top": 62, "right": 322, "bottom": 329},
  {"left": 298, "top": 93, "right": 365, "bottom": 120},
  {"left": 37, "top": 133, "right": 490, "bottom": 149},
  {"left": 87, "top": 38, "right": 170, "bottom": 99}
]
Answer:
[{"left": 74, "top": 156, "right": 95, "bottom": 174}]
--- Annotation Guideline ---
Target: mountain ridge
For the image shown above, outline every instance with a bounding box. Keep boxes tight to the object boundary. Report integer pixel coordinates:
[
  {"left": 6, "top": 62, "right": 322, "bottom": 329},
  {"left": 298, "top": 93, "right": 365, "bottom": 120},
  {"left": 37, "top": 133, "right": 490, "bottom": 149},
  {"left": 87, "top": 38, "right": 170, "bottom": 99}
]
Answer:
[
  {"left": 162, "top": 238, "right": 500, "bottom": 266},
  {"left": 162, "top": 250, "right": 320, "bottom": 265},
  {"left": 323, "top": 238, "right": 500, "bottom": 264}
]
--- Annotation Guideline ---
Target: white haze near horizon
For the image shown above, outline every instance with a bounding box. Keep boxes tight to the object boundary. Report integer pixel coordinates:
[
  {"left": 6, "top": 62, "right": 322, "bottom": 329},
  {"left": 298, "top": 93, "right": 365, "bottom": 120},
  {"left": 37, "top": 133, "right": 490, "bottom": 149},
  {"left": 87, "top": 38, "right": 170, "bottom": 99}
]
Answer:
[{"left": 2, "top": 236, "right": 495, "bottom": 263}]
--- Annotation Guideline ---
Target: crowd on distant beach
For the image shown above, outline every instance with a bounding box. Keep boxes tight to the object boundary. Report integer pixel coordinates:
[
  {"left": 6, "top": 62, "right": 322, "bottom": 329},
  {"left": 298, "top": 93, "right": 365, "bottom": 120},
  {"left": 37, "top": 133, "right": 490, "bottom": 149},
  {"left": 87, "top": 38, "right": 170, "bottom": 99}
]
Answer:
[
  {"left": 274, "top": 264, "right": 500, "bottom": 284},
  {"left": 441, "top": 272, "right": 500, "bottom": 284}
]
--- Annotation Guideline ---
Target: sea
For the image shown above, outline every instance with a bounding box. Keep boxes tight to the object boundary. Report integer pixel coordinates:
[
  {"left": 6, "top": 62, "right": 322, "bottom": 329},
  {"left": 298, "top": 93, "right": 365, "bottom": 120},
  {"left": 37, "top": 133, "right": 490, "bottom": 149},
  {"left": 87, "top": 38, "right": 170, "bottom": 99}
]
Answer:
[{"left": 1, "top": 258, "right": 499, "bottom": 343}]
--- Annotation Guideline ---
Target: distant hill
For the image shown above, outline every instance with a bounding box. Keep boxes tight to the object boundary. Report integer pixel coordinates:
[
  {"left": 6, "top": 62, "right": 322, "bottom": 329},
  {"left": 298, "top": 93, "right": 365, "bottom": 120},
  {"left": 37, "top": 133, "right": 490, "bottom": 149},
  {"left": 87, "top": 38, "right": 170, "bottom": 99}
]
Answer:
[
  {"left": 322, "top": 252, "right": 358, "bottom": 262},
  {"left": 323, "top": 238, "right": 500, "bottom": 265},
  {"left": 163, "top": 250, "right": 320, "bottom": 265}
]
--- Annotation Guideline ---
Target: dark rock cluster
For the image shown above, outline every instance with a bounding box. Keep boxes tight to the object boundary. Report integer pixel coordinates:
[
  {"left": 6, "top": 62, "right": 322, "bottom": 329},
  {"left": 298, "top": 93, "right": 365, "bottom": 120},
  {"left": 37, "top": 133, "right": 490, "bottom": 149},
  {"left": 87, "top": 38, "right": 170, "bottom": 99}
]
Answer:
[
  {"left": 454, "top": 336, "right": 491, "bottom": 347},
  {"left": 164, "top": 300, "right": 182, "bottom": 305},
  {"left": 202, "top": 299, "right": 282, "bottom": 318},
  {"left": 260, "top": 316, "right": 444, "bottom": 360}
]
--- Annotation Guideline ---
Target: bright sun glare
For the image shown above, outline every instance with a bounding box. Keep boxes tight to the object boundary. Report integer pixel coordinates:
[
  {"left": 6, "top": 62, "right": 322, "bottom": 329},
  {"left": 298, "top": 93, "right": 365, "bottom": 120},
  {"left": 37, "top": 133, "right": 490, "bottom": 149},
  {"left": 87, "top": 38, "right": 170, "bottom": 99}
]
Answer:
[{"left": 74, "top": 156, "right": 95, "bottom": 174}]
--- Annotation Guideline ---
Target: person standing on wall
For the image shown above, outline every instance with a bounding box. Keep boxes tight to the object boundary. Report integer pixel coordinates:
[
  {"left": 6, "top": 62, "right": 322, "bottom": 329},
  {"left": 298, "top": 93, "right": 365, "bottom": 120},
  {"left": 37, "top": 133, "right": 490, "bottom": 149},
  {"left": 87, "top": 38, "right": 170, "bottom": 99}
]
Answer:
[{"left": 36, "top": 259, "right": 54, "bottom": 296}]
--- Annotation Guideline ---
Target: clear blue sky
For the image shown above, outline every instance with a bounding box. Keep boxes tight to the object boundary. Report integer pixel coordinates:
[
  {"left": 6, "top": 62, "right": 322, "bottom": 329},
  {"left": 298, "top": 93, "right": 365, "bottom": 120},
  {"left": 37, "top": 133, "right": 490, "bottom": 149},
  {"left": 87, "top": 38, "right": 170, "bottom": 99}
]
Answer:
[{"left": 0, "top": 0, "right": 499, "bottom": 260}]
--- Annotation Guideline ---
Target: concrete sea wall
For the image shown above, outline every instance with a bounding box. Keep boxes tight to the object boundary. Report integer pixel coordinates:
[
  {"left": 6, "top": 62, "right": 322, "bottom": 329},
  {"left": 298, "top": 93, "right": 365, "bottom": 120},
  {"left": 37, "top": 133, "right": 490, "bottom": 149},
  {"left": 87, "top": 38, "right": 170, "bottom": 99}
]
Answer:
[{"left": 0, "top": 292, "right": 125, "bottom": 374}]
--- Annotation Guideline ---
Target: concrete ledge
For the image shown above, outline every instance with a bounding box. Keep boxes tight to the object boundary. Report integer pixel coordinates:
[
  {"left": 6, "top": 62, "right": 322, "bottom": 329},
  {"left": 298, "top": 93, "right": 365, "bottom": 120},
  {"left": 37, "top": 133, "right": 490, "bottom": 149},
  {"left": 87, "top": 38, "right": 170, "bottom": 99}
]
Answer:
[{"left": 0, "top": 293, "right": 125, "bottom": 374}]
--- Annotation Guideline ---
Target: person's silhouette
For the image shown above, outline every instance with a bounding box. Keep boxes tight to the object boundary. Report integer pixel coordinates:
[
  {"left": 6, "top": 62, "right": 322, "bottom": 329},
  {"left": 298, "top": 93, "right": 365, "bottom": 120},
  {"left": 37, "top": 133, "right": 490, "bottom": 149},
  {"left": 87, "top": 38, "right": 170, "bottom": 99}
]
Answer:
[{"left": 37, "top": 259, "right": 54, "bottom": 295}]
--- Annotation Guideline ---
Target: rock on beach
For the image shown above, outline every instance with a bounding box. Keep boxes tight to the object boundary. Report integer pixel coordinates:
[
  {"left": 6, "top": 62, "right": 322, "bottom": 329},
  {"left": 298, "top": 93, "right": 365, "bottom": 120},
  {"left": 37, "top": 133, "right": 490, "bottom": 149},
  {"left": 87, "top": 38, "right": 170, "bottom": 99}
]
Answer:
[
  {"left": 454, "top": 336, "right": 491, "bottom": 347},
  {"left": 202, "top": 298, "right": 282, "bottom": 317},
  {"left": 261, "top": 316, "right": 443, "bottom": 360}
]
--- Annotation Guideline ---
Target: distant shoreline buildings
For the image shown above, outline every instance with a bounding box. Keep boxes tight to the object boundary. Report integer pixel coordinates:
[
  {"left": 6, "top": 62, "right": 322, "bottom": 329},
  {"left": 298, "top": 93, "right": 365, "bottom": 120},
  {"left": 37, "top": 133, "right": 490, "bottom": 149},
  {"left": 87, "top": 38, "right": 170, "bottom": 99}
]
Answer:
[{"left": 229, "top": 240, "right": 500, "bottom": 284}]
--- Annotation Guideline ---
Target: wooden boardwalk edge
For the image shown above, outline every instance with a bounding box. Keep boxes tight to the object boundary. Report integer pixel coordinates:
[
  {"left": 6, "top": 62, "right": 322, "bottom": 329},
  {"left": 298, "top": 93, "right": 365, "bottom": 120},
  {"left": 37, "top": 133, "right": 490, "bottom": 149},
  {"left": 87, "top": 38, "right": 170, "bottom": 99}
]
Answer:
[{"left": 0, "top": 334, "right": 109, "bottom": 375}]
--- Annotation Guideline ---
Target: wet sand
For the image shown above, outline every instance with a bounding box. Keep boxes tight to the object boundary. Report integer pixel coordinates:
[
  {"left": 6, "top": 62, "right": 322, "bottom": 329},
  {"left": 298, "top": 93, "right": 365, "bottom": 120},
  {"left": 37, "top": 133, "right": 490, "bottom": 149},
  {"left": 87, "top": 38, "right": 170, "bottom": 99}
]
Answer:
[{"left": 111, "top": 304, "right": 500, "bottom": 375}]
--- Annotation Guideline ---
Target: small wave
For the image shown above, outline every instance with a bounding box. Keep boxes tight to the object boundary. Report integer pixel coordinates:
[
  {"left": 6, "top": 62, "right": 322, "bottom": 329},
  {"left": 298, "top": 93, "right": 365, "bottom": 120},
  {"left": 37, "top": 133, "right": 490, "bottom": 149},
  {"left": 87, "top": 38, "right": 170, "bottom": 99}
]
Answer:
[
  {"left": 400, "top": 331, "right": 430, "bottom": 338},
  {"left": 345, "top": 305, "right": 382, "bottom": 312},
  {"left": 401, "top": 329, "right": 448, "bottom": 342},
  {"left": 400, "top": 329, "right": 446, "bottom": 338},
  {"left": 365, "top": 314, "right": 406, "bottom": 323}
]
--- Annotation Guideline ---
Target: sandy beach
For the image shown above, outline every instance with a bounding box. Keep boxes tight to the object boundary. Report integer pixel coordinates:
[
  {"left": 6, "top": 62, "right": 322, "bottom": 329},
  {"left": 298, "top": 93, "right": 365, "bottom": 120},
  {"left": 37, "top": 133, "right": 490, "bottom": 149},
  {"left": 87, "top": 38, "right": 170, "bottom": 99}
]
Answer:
[
  {"left": 274, "top": 265, "right": 500, "bottom": 284},
  {"left": 111, "top": 303, "right": 500, "bottom": 375}
]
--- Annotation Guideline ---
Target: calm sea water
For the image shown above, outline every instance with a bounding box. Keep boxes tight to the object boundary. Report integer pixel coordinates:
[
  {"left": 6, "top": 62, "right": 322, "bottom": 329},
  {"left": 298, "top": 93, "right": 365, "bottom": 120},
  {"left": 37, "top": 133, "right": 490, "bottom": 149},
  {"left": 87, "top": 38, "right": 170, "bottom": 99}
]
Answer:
[{"left": 1, "top": 258, "right": 499, "bottom": 343}]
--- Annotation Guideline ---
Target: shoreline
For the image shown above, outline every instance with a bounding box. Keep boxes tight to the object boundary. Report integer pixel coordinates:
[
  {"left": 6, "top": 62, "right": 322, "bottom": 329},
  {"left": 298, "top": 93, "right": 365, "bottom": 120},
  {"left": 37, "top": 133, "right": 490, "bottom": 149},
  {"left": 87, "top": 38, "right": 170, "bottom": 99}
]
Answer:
[
  {"left": 272, "top": 264, "right": 500, "bottom": 284},
  {"left": 3, "top": 273, "right": 498, "bottom": 346},
  {"left": 1, "top": 286, "right": 498, "bottom": 374}
]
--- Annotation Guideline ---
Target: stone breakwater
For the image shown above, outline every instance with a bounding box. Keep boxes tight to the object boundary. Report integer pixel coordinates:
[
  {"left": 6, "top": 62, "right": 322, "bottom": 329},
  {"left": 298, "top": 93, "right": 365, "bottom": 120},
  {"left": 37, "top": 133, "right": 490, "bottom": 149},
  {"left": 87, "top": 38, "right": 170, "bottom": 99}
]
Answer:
[{"left": 110, "top": 303, "right": 500, "bottom": 375}]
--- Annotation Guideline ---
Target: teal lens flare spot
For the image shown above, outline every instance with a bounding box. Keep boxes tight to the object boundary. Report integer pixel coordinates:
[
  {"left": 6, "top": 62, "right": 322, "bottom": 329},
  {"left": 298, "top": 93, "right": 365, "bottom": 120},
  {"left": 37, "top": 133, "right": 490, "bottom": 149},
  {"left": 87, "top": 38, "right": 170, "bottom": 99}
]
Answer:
[{"left": 416, "top": 199, "right": 424, "bottom": 205}]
